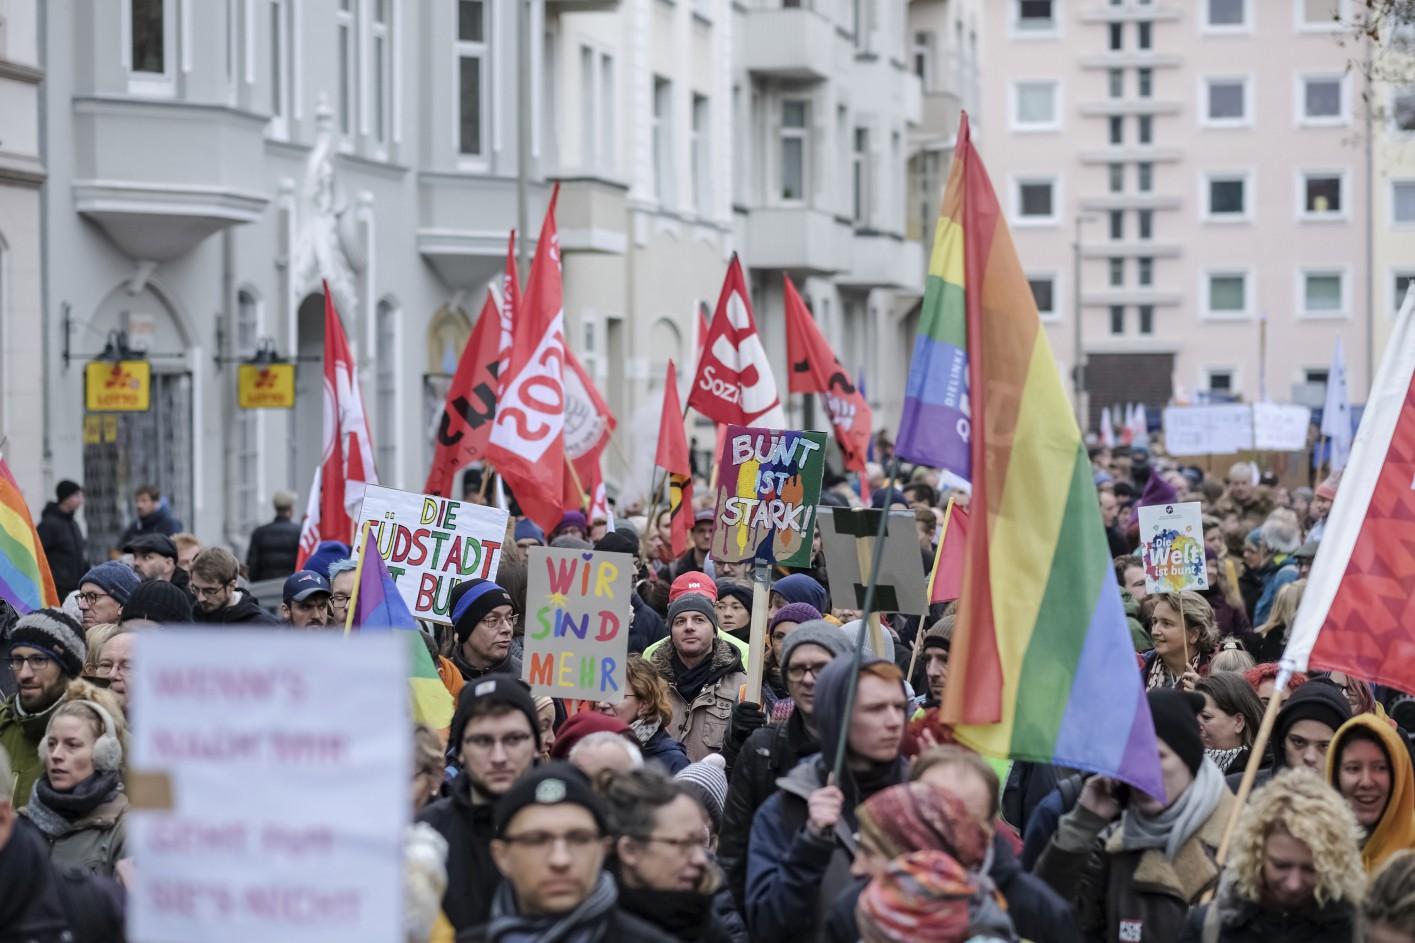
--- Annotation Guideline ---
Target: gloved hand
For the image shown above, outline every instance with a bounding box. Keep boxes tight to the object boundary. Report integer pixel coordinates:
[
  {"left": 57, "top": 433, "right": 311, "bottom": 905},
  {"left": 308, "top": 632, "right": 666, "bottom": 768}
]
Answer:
[{"left": 728, "top": 701, "right": 768, "bottom": 751}]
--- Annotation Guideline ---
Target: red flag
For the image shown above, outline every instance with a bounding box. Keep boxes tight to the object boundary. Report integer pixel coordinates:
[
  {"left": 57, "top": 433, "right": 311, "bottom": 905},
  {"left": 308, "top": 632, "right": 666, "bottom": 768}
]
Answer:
[
  {"left": 423, "top": 291, "right": 503, "bottom": 497},
  {"left": 655, "top": 360, "right": 693, "bottom": 558},
  {"left": 562, "top": 348, "right": 616, "bottom": 517},
  {"left": 783, "top": 275, "right": 873, "bottom": 472},
  {"left": 687, "top": 255, "right": 785, "bottom": 427},
  {"left": 497, "top": 232, "right": 519, "bottom": 393},
  {"left": 927, "top": 502, "right": 970, "bottom": 604},
  {"left": 297, "top": 282, "right": 379, "bottom": 565},
  {"left": 695, "top": 300, "right": 711, "bottom": 366},
  {"left": 487, "top": 186, "right": 567, "bottom": 533}
]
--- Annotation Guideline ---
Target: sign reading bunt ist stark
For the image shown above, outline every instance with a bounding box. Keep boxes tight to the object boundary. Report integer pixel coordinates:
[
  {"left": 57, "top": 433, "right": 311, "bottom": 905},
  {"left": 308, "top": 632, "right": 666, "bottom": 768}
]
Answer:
[
  {"left": 126, "top": 630, "right": 408, "bottom": 943},
  {"left": 1138, "top": 501, "right": 1209, "bottom": 594},
  {"left": 355, "top": 484, "right": 509, "bottom": 624},
  {"left": 522, "top": 546, "right": 634, "bottom": 702},
  {"left": 710, "top": 426, "right": 828, "bottom": 567}
]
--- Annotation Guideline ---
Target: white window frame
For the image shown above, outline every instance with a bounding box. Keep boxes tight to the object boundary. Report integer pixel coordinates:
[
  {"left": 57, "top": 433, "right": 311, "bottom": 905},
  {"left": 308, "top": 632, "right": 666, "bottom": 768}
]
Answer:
[
  {"left": 1201, "top": 0, "right": 1253, "bottom": 33},
  {"left": 376, "top": 299, "right": 401, "bottom": 483},
  {"left": 691, "top": 93, "right": 712, "bottom": 217},
  {"left": 577, "top": 44, "right": 616, "bottom": 175},
  {"left": 266, "top": 0, "right": 290, "bottom": 139},
  {"left": 122, "top": 0, "right": 178, "bottom": 97},
  {"left": 1009, "top": 79, "right": 1062, "bottom": 132},
  {"left": 1390, "top": 179, "right": 1415, "bottom": 227},
  {"left": 1199, "top": 74, "right": 1252, "bottom": 128},
  {"left": 912, "top": 30, "right": 935, "bottom": 91},
  {"left": 1200, "top": 169, "right": 1254, "bottom": 223},
  {"left": 1011, "top": 174, "right": 1061, "bottom": 227},
  {"left": 1297, "top": 265, "right": 1351, "bottom": 319},
  {"left": 1009, "top": 0, "right": 1062, "bottom": 40},
  {"left": 1293, "top": 0, "right": 1348, "bottom": 33},
  {"left": 653, "top": 76, "right": 676, "bottom": 206},
  {"left": 1200, "top": 267, "right": 1255, "bottom": 320},
  {"left": 454, "top": 0, "right": 490, "bottom": 166},
  {"left": 778, "top": 97, "right": 810, "bottom": 206},
  {"left": 1296, "top": 168, "right": 1348, "bottom": 222},
  {"left": 370, "top": 0, "right": 393, "bottom": 153},
  {"left": 1295, "top": 71, "right": 1349, "bottom": 127},
  {"left": 336, "top": 0, "right": 356, "bottom": 145},
  {"left": 1389, "top": 85, "right": 1415, "bottom": 137},
  {"left": 1391, "top": 268, "right": 1415, "bottom": 316},
  {"left": 1027, "top": 271, "right": 1063, "bottom": 322}
]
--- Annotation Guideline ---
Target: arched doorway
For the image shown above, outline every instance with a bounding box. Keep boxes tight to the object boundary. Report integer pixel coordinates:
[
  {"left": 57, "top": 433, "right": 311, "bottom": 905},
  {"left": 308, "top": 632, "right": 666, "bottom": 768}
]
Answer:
[{"left": 291, "top": 293, "right": 326, "bottom": 508}]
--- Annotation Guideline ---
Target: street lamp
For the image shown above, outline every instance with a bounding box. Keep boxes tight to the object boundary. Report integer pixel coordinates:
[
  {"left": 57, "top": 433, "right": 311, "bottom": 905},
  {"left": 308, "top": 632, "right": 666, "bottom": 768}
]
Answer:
[{"left": 1072, "top": 213, "right": 1098, "bottom": 428}]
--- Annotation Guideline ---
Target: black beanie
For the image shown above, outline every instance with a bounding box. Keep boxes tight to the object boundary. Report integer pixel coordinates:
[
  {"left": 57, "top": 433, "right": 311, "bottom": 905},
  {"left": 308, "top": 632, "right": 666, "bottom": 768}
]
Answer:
[
  {"left": 448, "top": 673, "right": 541, "bottom": 752},
  {"left": 448, "top": 578, "right": 515, "bottom": 643},
  {"left": 121, "top": 578, "right": 194, "bottom": 624},
  {"left": 8, "top": 608, "right": 86, "bottom": 678},
  {"left": 593, "top": 530, "right": 638, "bottom": 556},
  {"left": 714, "top": 579, "right": 754, "bottom": 613},
  {"left": 1148, "top": 689, "right": 1206, "bottom": 775},
  {"left": 1273, "top": 679, "right": 1353, "bottom": 767},
  {"left": 494, "top": 762, "right": 608, "bottom": 837}
]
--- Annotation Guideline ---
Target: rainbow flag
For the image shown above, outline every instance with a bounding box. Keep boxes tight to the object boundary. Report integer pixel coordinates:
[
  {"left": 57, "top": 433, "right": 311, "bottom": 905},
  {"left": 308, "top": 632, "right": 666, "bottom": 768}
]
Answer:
[
  {"left": 0, "top": 456, "right": 58, "bottom": 614},
  {"left": 351, "top": 530, "right": 455, "bottom": 729},
  {"left": 934, "top": 115, "right": 1162, "bottom": 799}
]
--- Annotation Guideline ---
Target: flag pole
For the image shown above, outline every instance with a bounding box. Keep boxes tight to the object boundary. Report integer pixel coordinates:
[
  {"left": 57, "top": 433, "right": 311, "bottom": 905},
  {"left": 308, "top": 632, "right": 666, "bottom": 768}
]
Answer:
[
  {"left": 344, "top": 519, "right": 376, "bottom": 637},
  {"left": 911, "top": 495, "right": 956, "bottom": 685},
  {"left": 564, "top": 458, "right": 590, "bottom": 513}
]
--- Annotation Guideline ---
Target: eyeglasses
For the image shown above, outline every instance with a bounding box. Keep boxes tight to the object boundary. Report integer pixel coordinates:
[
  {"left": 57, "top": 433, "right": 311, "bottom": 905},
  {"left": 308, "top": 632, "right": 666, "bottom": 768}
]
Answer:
[
  {"left": 478, "top": 613, "right": 516, "bottom": 630},
  {"left": 500, "top": 829, "right": 604, "bottom": 850},
  {"left": 8, "top": 654, "right": 54, "bottom": 672},
  {"left": 191, "top": 584, "right": 231, "bottom": 598},
  {"left": 95, "top": 659, "right": 134, "bottom": 677},
  {"left": 462, "top": 732, "right": 534, "bottom": 752},
  {"left": 786, "top": 662, "right": 831, "bottom": 681},
  {"left": 330, "top": 593, "right": 351, "bottom": 607},
  {"left": 75, "top": 591, "right": 112, "bottom": 607},
  {"left": 637, "top": 833, "right": 711, "bottom": 853}
]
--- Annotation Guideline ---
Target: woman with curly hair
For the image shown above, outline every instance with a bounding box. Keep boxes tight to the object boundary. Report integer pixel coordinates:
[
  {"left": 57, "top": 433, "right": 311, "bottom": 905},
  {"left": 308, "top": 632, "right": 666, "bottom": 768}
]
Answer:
[
  {"left": 1186, "top": 768, "right": 1365, "bottom": 942},
  {"left": 1141, "top": 591, "right": 1217, "bottom": 691}
]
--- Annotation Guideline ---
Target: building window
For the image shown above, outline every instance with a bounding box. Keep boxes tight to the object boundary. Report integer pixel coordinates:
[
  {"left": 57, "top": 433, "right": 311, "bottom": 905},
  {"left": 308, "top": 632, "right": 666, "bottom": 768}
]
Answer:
[
  {"left": 235, "top": 291, "right": 260, "bottom": 533},
  {"left": 1203, "top": 77, "right": 1249, "bottom": 126},
  {"left": 1392, "top": 180, "right": 1415, "bottom": 224},
  {"left": 1301, "top": 269, "right": 1346, "bottom": 316},
  {"left": 1110, "top": 306, "right": 1125, "bottom": 335},
  {"left": 376, "top": 300, "right": 398, "bottom": 479},
  {"left": 1109, "top": 22, "right": 1123, "bottom": 50},
  {"left": 1028, "top": 275, "right": 1058, "bottom": 320},
  {"left": 691, "top": 94, "right": 711, "bottom": 215},
  {"left": 1137, "top": 21, "right": 1152, "bottom": 49},
  {"left": 337, "top": 0, "right": 356, "bottom": 137},
  {"left": 1301, "top": 171, "right": 1344, "bottom": 218},
  {"left": 1014, "top": 0, "right": 1057, "bottom": 35},
  {"left": 1108, "top": 163, "right": 1124, "bottom": 193},
  {"left": 780, "top": 99, "right": 809, "bottom": 202},
  {"left": 1109, "top": 257, "right": 1125, "bottom": 287},
  {"left": 1394, "top": 272, "right": 1415, "bottom": 313},
  {"left": 853, "top": 127, "right": 868, "bottom": 222},
  {"left": 1137, "top": 208, "right": 1154, "bottom": 239},
  {"left": 1108, "top": 68, "right": 1124, "bottom": 98},
  {"left": 1304, "top": 368, "right": 1330, "bottom": 387},
  {"left": 579, "top": 47, "right": 616, "bottom": 173},
  {"left": 1300, "top": 74, "right": 1345, "bottom": 124},
  {"left": 372, "top": 0, "right": 391, "bottom": 147},
  {"left": 1206, "top": 368, "right": 1235, "bottom": 394},
  {"left": 456, "top": 0, "right": 487, "bottom": 158},
  {"left": 1012, "top": 80, "right": 1059, "bottom": 130},
  {"left": 1014, "top": 177, "right": 1058, "bottom": 224},
  {"left": 267, "top": 0, "right": 289, "bottom": 138},
  {"left": 1138, "top": 161, "right": 1154, "bottom": 191},
  {"left": 1138, "top": 304, "right": 1154, "bottom": 334},
  {"left": 1205, "top": 0, "right": 1249, "bottom": 29},
  {"left": 130, "top": 0, "right": 168, "bottom": 75},
  {"left": 1109, "top": 116, "right": 1123, "bottom": 145},
  {"left": 1138, "top": 256, "right": 1154, "bottom": 286},
  {"left": 653, "top": 77, "right": 675, "bottom": 204},
  {"left": 1138, "top": 68, "right": 1153, "bottom": 97},
  {"left": 1298, "top": 0, "right": 1344, "bottom": 31},
  {"left": 1109, "top": 209, "right": 1124, "bottom": 240},
  {"left": 1393, "top": 86, "right": 1415, "bottom": 133},
  {"left": 1206, "top": 271, "right": 1250, "bottom": 317},
  {"left": 1137, "top": 114, "right": 1153, "bottom": 144},
  {"left": 1205, "top": 172, "right": 1249, "bottom": 220},
  {"left": 913, "top": 31, "right": 934, "bottom": 89}
]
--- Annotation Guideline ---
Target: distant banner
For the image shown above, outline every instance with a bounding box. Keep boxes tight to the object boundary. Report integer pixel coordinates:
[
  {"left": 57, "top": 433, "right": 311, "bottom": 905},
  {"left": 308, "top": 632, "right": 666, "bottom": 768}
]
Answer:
[
  {"left": 1161, "top": 405, "right": 1253, "bottom": 456},
  {"left": 1138, "top": 501, "right": 1208, "bottom": 594},
  {"left": 523, "top": 546, "right": 633, "bottom": 702},
  {"left": 1253, "top": 403, "right": 1312, "bottom": 452},
  {"left": 355, "top": 485, "right": 509, "bottom": 624},
  {"left": 710, "top": 426, "right": 827, "bottom": 567}
]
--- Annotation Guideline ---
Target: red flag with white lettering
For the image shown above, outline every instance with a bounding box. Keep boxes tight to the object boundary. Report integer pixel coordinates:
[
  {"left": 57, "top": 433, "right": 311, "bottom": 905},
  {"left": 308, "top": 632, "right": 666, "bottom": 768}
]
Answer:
[
  {"left": 783, "top": 275, "right": 872, "bottom": 472},
  {"left": 655, "top": 360, "right": 693, "bottom": 558},
  {"left": 423, "top": 291, "right": 503, "bottom": 498},
  {"left": 687, "top": 256, "right": 785, "bottom": 428},
  {"left": 562, "top": 348, "right": 616, "bottom": 518},
  {"left": 487, "top": 187, "right": 567, "bottom": 533}
]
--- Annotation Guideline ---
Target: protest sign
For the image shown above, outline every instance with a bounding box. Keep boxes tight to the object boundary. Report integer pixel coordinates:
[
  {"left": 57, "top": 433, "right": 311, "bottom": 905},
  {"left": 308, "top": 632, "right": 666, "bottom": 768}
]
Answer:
[
  {"left": 523, "top": 546, "right": 634, "bottom": 702},
  {"left": 710, "top": 426, "right": 827, "bottom": 567},
  {"left": 355, "top": 484, "right": 509, "bottom": 624},
  {"left": 817, "top": 507, "right": 930, "bottom": 614},
  {"left": 127, "top": 630, "right": 408, "bottom": 943},
  {"left": 1252, "top": 402, "right": 1312, "bottom": 451},
  {"left": 1138, "top": 501, "right": 1208, "bottom": 593},
  {"left": 1161, "top": 405, "right": 1254, "bottom": 456}
]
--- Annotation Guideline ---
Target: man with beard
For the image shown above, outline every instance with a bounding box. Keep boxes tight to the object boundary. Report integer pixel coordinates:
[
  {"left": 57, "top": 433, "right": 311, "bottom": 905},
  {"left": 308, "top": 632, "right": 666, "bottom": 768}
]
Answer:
[
  {"left": 190, "top": 548, "right": 278, "bottom": 624},
  {"left": 447, "top": 579, "right": 521, "bottom": 681},
  {"left": 0, "top": 610, "right": 86, "bottom": 807}
]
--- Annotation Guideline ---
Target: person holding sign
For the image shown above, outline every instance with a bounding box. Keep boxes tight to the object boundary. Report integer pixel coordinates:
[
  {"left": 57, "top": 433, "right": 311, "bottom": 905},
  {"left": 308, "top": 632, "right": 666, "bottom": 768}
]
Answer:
[
  {"left": 448, "top": 579, "right": 521, "bottom": 682},
  {"left": 1140, "top": 592, "right": 1216, "bottom": 692},
  {"left": 647, "top": 596, "right": 746, "bottom": 764}
]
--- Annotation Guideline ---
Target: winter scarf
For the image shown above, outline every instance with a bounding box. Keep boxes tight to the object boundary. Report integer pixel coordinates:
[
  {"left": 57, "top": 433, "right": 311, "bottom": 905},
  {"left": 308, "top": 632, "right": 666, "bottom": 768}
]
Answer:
[
  {"left": 1118, "top": 757, "right": 1225, "bottom": 860},
  {"left": 630, "top": 717, "right": 662, "bottom": 746},
  {"left": 813, "top": 656, "right": 908, "bottom": 807},
  {"left": 482, "top": 870, "right": 619, "bottom": 943},
  {"left": 24, "top": 770, "right": 123, "bottom": 837},
  {"left": 1204, "top": 746, "right": 1245, "bottom": 775},
  {"left": 615, "top": 881, "right": 715, "bottom": 941},
  {"left": 671, "top": 652, "right": 715, "bottom": 705}
]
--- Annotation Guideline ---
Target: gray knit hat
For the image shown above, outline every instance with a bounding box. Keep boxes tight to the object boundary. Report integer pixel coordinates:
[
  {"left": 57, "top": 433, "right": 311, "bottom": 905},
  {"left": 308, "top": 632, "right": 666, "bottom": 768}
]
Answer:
[
  {"left": 8, "top": 608, "right": 87, "bottom": 678},
  {"left": 667, "top": 594, "right": 719, "bottom": 631},
  {"left": 675, "top": 753, "right": 728, "bottom": 832},
  {"left": 79, "top": 561, "right": 140, "bottom": 606},
  {"left": 780, "top": 619, "right": 852, "bottom": 671}
]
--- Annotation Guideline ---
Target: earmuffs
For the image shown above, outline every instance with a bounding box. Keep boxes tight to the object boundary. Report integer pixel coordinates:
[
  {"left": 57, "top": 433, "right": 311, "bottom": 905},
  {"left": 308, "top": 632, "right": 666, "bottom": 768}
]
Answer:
[{"left": 39, "top": 699, "right": 124, "bottom": 771}]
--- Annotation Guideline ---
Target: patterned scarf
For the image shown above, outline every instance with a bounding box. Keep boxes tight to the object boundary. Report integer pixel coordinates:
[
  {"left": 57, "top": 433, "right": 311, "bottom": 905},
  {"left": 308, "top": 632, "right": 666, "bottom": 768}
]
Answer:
[
  {"left": 856, "top": 850, "right": 1017, "bottom": 943},
  {"left": 629, "top": 717, "right": 661, "bottom": 746},
  {"left": 483, "top": 870, "right": 619, "bottom": 943},
  {"left": 1146, "top": 652, "right": 1201, "bottom": 691}
]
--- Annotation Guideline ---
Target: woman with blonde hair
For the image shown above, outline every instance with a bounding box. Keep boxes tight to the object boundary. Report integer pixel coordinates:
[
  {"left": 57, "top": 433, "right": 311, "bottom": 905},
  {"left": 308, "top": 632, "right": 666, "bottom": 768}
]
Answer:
[
  {"left": 1141, "top": 591, "right": 1217, "bottom": 691},
  {"left": 80, "top": 623, "right": 119, "bottom": 680},
  {"left": 1209, "top": 640, "right": 1255, "bottom": 675},
  {"left": 597, "top": 653, "right": 688, "bottom": 773},
  {"left": 1254, "top": 579, "right": 1305, "bottom": 664}
]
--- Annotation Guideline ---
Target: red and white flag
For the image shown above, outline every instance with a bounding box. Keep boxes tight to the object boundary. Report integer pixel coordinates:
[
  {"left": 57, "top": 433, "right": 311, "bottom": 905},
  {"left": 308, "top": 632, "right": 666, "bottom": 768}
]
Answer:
[
  {"left": 655, "top": 360, "right": 693, "bottom": 558},
  {"left": 296, "top": 283, "right": 379, "bottom": 566},
  {"left": 497, "top": 232, "right": 519, "bottom": 392},
  {"left": 783, "top": 275, "right": 872, "bottom": 472},
  {"left": 1099, "top": 406, "right": 1116, "bottom": 449},
  {"left": 1283, "top": 289, "right": 1415, "bottom": 690},
  {"left": 423, "top": 291, "right": 503, "bottom": 497},
  {"left": 687, "top": 256, "right": 785, "bottom": 428},
  {"left": 487, "top": 186, "right": 568, "bottom": 533},
  {"left": 562, "top": 348, "right": 616, "bottom": 521}
]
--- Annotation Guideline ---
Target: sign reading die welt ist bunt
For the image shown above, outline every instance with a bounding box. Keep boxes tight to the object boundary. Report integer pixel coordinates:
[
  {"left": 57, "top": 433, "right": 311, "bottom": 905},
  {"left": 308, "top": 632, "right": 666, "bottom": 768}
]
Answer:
[
  {"left": 710, "top": 426, "right": 827, "bottom": 568},
  {"left": 523, "top": 546, "right": 634, "bottom": 702},
  {"left": 1139, "top": 501, "right": 1209, "bottom": 594},
  {"left": 355, "top": 484, "right": 509, "bottom": 623}
]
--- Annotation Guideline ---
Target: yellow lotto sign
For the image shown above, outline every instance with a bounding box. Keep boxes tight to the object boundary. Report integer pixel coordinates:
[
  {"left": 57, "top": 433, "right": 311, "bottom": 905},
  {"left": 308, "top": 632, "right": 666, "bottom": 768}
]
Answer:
[
  {"left": 85, "top": 360, "right": 151, "bottom": 412},
  {"left": 237, "top": 362, "right": 296, "bottom": 409}
]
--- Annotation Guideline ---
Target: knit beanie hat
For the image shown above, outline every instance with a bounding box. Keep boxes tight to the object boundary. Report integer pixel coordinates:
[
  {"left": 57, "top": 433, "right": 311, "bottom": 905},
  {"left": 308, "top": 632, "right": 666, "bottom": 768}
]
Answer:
[
  {"left": 554, "top": 510, "right": 588, "bottom": 536},
  {"left": 1273, "top": 679, "right": 1353, "bottom": 768},
  {"left": 549, "top": 710, "right": 633, "bottom": 760},
  {"left": 843, "top": 619, "right": 896, "bottom": 661},
  {"left": 922, "top": 615, "right": 955, "bottom": 654},
  {"left": 675, "top": 753, "right": 729, "bottom": 832},
  {"left": 1147, "top": 689, "right": 1206, "bottom": 775},
  {"left": 780, "top": 619, "right": 852, "bottom": 671},
  {"left": 856, "top": 781, "right": 991, "bottom": 869},
  {"left": 494, "top": 762, "right": 607, "bottom": 837},
  {"left": 514, "top": 518, "right": 546, "bottom": 545},
  {"left": 666, "top": 594, "right": 718, "bottom": 631},
  {"left": 79, "top": 561, "right": 140, "bottom": 606},
  {"left": 7, "top": 608, "right": 86, "bottom": 678},
  {"left": 593, "top": 530, "right": 638, "bottom": 556},
  {"left": 121, "top": 578, "right": 194, "bottom": 625},
  {"left": 303, "top": 541, "right": 352, "bottom": 580},
  {"left": 715, "top": 579, "right": 754, "bottom": 613},
  {"left": 448, "top": 579, "right": 516, "bottom": 644},
  {"left": 449, "top": 674, "right": 541, "bottom": 753},
  {"left": 670, "top": 572, "right": 718, "bottom": 603},
  {"left": 770, "top": 573, "right": 828, "bottom": 613},
  {"left": 770, "top": 603, "right": 823, "bottom": 633},
  {"left": 551, "top": 535, "right": 593, "bottom": 550}
]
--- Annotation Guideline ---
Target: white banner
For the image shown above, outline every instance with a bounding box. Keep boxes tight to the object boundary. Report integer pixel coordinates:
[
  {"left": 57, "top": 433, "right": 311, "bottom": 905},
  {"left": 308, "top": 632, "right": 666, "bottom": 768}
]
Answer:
[
  {"left": 1161, "top": 405, "right": 1254, "bottom": 456},
  {"left": 1252, "top": 402, "right": 1312, "bottom": 452}
]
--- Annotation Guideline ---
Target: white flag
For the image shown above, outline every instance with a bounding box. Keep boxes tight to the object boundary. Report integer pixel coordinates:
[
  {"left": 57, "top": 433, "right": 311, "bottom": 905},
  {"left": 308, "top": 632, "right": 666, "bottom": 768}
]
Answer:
[{"left": 1321, "top": 338, "right": 1353, "bottom": 472}]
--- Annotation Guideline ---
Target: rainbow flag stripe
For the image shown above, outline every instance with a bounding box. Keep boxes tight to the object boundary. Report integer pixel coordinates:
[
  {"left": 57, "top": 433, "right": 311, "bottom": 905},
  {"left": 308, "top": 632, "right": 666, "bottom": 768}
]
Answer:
[
  {"left": 0, "top": 458, "right": 58, "bottom": 614},
  {"left": 353, "top": 531, "right": 455, "bottom": 729},
  {"left": 936, "top": 115, "right": 1162, "bottom": 799}
]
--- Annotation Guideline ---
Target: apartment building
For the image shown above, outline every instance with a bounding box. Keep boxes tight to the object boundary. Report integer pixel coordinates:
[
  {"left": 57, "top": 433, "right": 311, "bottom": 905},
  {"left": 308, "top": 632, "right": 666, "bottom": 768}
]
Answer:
[
  {"left": 1372, "top": 25, "right": 1415, "bottom": 370},
  {"left": 981, "top": 0, "right": 1372, "bottom": 426}
]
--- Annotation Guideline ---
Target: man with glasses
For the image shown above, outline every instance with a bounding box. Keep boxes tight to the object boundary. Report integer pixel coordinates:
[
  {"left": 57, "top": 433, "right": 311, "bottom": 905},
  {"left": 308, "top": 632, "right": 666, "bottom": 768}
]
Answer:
[
  {"left": 719, "top": 620, "right": 850, "bottom": 907},
  {"left": 447, "top": 578, "right": 520, "bottom": 681},
  {"left": 74, "top": 561, "right": 139, "bottom": 630},
  {"left": 95, "top": 628, "right": 134, "bottom": 709},
  {"left": 419, "top": 675, "right": 542, "bottom": 933},
  {"left": 326, "top": 558, "right": 357, "bottom": 628},
  {"left": 279, "top": 571, "right": 333, "bottom": 629},
  {"left": 190, "top": 548, "right": 278, "bottom": 625},
  {"left": 0, "top": 609, "right": 86, "bottom": 807}
]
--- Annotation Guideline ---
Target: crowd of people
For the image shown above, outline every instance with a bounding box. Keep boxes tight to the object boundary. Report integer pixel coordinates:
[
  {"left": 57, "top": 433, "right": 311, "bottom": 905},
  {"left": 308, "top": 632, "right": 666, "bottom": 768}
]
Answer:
[{"left": 5, "top": 442, "right": 1415, "bottom": 943}]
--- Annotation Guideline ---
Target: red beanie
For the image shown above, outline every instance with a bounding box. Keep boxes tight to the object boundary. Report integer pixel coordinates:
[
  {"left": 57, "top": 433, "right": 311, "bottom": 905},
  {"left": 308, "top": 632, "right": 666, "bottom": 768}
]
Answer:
[
  {"left": 669, "top": 571, "right": 718, "bottom": 603},
  {"left": 549, "top": 710, "right": 634, "bottom": 760}
]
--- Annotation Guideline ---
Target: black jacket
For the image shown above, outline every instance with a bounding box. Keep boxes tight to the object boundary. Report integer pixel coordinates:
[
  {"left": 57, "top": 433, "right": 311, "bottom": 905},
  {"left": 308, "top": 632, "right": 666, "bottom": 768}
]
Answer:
[
  {"left": 36, "top": 503, "right": 88, "bottom": 599},
  {"left": 989, "top": 830, "right": 1083, "bottom": 943},
  {"left": 629, "top": 592, "right": 667, "bottom": 655},
  {"left": 246, "top": 515, "right": 302, "bottom": 582},
  {"left": 116, "top": 503, "right": 183, "bottom": 548},
  {"left": 1182, "top": 882, "right": 1355, "bottom": 943},
  {"left": 0, "top": 816, "right": 125, "bottom": 943},
  {"left": 417, "top": 772, "right": 501, "bottom": 933},
  {"left": 458, "top": 907, "right": 676, "bottom": 943},
  {"left": 193, "top": 589, "right": 280, "bottom": 625}
]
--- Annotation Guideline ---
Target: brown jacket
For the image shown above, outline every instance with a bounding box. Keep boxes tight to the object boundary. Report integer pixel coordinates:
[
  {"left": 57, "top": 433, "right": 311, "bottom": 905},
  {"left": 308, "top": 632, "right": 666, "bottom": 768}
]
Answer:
[
  {"left": 1036, "top": 788, "right": 1237, "bottom": 943},
  {"left": 649, "top": 636, "right": 746, "bottom": 763}
]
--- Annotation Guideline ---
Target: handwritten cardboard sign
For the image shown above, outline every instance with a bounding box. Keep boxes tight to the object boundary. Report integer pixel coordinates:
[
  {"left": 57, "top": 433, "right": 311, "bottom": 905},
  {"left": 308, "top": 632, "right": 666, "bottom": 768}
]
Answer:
[
  {"left": 355, "top": 484, "right": 510, "bottom": 624},
  {"left": 1139, "top": 501, "right": 1209, "bottom": 593},
  {"left": 817, "top": 508, "right": 930, "bottom": 614},
  {"left": 710, "top": 426, "right": 827, "bottom": 566},
  {"left": 127, "top": 630, "right": 408, "bottom": 943},
  {"left": 1252, "top": 402, "right": 1312, "bottom": 452},
  {"left": 523, "top": 546, "right": 634, "bottom": 702}
]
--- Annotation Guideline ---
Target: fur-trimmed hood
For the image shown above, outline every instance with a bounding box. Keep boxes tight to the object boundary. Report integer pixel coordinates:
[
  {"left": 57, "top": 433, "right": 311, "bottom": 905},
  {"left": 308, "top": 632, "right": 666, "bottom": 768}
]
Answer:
[{"left": 648, "top": 634, "right": 744, "bottom": 684}]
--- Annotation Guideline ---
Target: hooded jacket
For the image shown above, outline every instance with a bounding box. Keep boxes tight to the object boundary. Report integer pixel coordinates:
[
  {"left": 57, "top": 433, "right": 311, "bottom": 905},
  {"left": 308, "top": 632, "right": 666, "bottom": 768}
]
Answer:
[
  {"left": 649, "top": 637, "right": 746, "bottom": 763},
  {"left": 1326, "top": 713, "right": 1415, "bottom": 873},
  {"left": 36, "top": 503, "right": 88, "bottom": 600},
  {"left": 193, "top": 588, "right": 280, "bottom": 625},
  {"left": 1226, "top": 680, "right": 1352, "bottom": 792}
]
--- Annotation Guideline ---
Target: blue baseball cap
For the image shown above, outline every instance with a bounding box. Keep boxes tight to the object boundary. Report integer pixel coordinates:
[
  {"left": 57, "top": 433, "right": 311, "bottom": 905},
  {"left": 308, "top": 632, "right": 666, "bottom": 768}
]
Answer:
[{"left": 283, "top": 569, "right": 332, "bottom": 603}]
